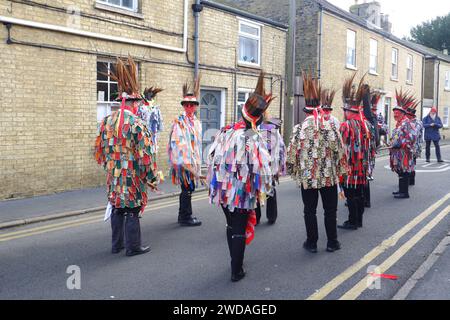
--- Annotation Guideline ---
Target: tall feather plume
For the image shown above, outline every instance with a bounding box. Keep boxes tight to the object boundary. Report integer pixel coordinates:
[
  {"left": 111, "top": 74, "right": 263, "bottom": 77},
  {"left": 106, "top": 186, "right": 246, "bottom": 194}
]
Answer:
[
  {"left": 144, "top": 87, "right": 164, "bottom": 100},
  {"left": 302, "top": 70, "right": 321, "bottom": 106},
  {"left": 371, "top": 91, "right": 382, "bottom": 107},
  {"left": 342, "top": 73, "right": 366, "bottom": 106},
  {"left": 182, "top": 83, "right": 190, "bottom": 97},
  {"left": 396, "top": 88, "right": 418, "bottom": 108},
  {"left": 321, "top": 89, "right": 336, "bottom": 107},
  {"left": 109, "top": 56, "right": 140, "bottom": 96}
]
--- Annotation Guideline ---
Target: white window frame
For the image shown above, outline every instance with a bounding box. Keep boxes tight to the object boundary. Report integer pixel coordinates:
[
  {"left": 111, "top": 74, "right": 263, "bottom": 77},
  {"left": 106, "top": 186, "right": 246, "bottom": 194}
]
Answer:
[
  {"left": 97, "top": 0, "right": 138, "bottom": 13},
  {"left": 406, "top": 54, "right": 414, "bottom": 84},
  {"left": 369, "top": 39, "right": 378, "bottom": 75},
  {"left": 391, "top": 48, "right": 399, "bottom": 80},
  {"left": 238, "top": 20, "right": 262, "bottom": 67},
  {"left": 346, "top": 29, "right": 357, "bottom": 69},
  {"left": 445, "top": 71, "right": 450, "bottom": 91},
  {"left": 96, "top": 60, "right": 121, "bottom": 122},
  {"left": 236, "top": 89, "right": 253, "bottom": 121},
  {"left": 443, "top": 107, "right": 449, "bottom": 128}
]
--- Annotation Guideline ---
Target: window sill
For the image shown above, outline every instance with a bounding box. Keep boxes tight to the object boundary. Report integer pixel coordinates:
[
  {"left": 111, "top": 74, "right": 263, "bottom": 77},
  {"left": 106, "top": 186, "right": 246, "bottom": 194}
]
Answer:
[
  {"left": 94, "top": 2, "right": 143, "bottom": 19},
  {"left": 406, "top": 81, "right": 414, "bottom": 86},
  {"left": 444, "top": 88, "right": 450, "bottom": 92},
  {"left": 346, "top": 64, "right": 357, "bottom": 71},
  {"left": 369, "top": 70, "right": 379, "bottom": 76},
  {"left": 238, "top": 61, "right": 262, "bottom": 70},
  {"left": 391, "top": 77, "right": 399, "bottom": 82}
]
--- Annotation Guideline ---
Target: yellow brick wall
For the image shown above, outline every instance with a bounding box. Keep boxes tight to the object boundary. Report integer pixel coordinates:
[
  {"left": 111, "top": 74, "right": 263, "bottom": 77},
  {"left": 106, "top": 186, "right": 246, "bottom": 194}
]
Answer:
[
  {"left": 320, "top": 12, "right": 423, "bottom": 130},
  {"left": 0, "top": 0, "right": 286, "bottom": 199}
]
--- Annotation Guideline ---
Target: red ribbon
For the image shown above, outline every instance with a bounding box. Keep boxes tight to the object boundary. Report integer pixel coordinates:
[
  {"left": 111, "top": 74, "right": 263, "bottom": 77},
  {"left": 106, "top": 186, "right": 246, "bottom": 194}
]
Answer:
[{"left": 369, "top": 273, "right": 399, "bottom": 280}]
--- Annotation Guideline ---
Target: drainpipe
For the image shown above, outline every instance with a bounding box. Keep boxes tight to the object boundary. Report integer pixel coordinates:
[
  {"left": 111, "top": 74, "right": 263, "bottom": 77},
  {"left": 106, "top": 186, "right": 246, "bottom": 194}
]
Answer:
[
  {"left": 192, "top": 0, "right": 203, "bottom": 79},
  {"left": 318, "top": 4, "right": 323, "bottom": 79},
  {"left": 436, "top": 60, "right": 441, "bottom": 112},
  {"left": 420, "top": 56, "right": 425, "bottom": 119}
]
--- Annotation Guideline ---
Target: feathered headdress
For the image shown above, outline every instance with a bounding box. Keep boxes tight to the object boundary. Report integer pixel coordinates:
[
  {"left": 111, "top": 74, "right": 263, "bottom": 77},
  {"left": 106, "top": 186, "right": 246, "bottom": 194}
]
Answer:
[
  {"left": 302, "top": 71, "right": 321, "bottom": 111},
  {"left": 144, "top": 87, "right": 163, "bottom": 102},
  {"left": 371, "top": 91, "right": 382, "bottom": 111},
  {"left": 242, "top": 71, "right": 275, "bottom": 129},
  {"left": 321, "top": 89, "right": 336, "bottom": 110},
  {"left": 394, "top": 89, "right": 419, "bottom": 114},
  {"left": 342, "top": 73, "right": 368, "bottom": 113},
  {"left": 109, "top": 56, "right": 141, "bottom": 100},
  {"left": 181, "top": 74, "right": 201, "bottom": 106}
]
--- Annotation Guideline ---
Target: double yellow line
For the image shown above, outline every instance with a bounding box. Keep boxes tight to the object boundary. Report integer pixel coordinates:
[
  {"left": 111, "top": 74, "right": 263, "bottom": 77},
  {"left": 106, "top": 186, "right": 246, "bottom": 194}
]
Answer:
[
  {"left": 0, "top": 193, "right": 210, "bottom": 243},
  {"left": 308, "top": 193, "right": 450, "bottom": 300}
]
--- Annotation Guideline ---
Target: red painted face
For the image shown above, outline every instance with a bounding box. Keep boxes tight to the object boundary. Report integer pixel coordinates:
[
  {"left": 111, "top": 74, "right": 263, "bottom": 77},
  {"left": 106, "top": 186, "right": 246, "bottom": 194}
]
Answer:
[
  {"left": 183, "top": 103, "right": 198, "bottom": 116},
  {"left": 393, "top": 110, "right": 404, "bottom": 122},
  {"left": 322, "top": 109, "right": 331, "bottom": 120}
]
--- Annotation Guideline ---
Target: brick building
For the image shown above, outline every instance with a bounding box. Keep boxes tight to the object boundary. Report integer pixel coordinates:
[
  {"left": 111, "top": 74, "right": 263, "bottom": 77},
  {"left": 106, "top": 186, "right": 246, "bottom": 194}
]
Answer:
[
  {"left": 219, "top": 0, "right": 428, "bottom": 132},
  {"left": 0, "top": 0, "right": 287, "bottom": 200}
]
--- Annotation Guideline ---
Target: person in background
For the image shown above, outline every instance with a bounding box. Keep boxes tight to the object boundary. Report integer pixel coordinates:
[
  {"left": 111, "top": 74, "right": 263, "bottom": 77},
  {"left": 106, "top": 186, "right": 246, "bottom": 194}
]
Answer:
[{"left": 423, "top": 107, "right": 444, "bottom": 163}]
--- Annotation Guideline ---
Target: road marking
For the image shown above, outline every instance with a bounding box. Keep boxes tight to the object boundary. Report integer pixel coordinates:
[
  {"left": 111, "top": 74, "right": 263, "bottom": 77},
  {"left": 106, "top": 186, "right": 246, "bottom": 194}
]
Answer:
[
  {"left": 0, "top": 195, "right": 210, "bottom": 242},
  {"left": 307, "top": 192, "right": 450, "bottom": 300},
  {"left": 340, "top": 205, "right": 450, "bottom": 300}
]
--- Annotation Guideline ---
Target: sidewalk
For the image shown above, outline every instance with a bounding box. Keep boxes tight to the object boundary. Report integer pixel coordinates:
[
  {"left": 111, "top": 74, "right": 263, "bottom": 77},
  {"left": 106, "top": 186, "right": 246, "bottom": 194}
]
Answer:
[
  {"left": 394, "top": 232, "right": 450, "bottom": 300},
  {"left": 0, "top": 181, "right": 206, "bottom": 229}
]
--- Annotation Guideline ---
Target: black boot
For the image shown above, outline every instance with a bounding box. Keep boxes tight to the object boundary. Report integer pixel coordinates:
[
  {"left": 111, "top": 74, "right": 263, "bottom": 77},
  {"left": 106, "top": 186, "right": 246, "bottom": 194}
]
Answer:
[
  {"left": 394, "top": 174, "right": 410, "bottom": 199},
  {"left": 266, "top": 188, "right": 278, "bottom": 224},
  {"left": 409, "top": 171, "right": 415, "bottom": 186},
  {"left": 338, "top": 197, "right": 358, "bottom": 230},
  {"left": 364, "top": 182, "right": 371, "bottom": 208},
  {"left": 231, "top": 234, "right": 246, "bottom": 282},
  {"left": 255, "top": 202, "right": 262, "bottom": 226}
]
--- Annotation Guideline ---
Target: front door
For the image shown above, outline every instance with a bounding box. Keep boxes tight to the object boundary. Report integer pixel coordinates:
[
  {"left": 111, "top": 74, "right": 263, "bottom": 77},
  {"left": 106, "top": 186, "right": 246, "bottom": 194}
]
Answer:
[{"left": 200, "top": 89, "right": 222, "bottom": 162}]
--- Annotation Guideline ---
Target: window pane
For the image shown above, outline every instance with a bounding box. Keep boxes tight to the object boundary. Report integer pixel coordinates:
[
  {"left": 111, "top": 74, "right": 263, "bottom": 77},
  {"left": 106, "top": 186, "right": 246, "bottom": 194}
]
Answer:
[
  {"left": 239, "top": 36, "right": 259, "bottom": 64},
  {"left": 97, "top": 62, "right": 108, "bottom": 81},
  {"left": 347, "top": 30, "right": 356, "bottom": 49},
  {"left": 122, "top": 0, "right": 134, "bottom": 9},
  {"left": 240, "top": 24, "right": 259, "bottom": 36},
  {"left": 110, "top": 83, "right": 119, "bottom": 102},
  {"left": 238, "top": 92, "right": 247, "bottom": 102},
  {"left": 370, "top": 39, "right": 377, "bottom": 56},
  {"left": 392, "top": 49, "right": 398, "bottom": 63},
  {"left": 97, "top": 82, "right": 108, "bottom": 102},
  {"left": 109, "top": 0, "right": 120, "bottom": 6}
]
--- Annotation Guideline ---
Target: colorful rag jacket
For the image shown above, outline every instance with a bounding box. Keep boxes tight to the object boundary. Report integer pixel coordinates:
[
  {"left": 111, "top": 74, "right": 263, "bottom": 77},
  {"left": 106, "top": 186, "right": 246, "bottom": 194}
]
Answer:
[
  {"left": 409, "top": 119, "right": 424, "bottom": 159},
  {"left": 390, "top": 118, "right": 416, "bottom": 174},
  {"left": 206, "top": 120, "right": 274, "bottom": 212},
  {"left": 258, "top": 123, "right": 287, "bottom": 181},
  {"left": 168, "top": 112, "right": 202, "bottom": 189},
  {"left": 367, "top": 121, "right": 378, "bottom": 176},
  {"left": 136, "top": 100, "right": 164, "bottom": 153},
  {"left": 95, "top": 110, "right": 157, "bottom": 212},
  {"left": 339, "top": 118, "right": 372, "bottom": 187},
  {"left": 287, "top": 115, "right": 348, "bottom": 190}
]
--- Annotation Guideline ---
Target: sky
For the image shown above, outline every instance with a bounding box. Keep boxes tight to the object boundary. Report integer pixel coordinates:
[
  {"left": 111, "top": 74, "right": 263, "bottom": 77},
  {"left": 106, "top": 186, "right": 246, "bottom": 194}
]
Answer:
[{"left": 327, "top": 0, "right": 450, "bottom": 38}]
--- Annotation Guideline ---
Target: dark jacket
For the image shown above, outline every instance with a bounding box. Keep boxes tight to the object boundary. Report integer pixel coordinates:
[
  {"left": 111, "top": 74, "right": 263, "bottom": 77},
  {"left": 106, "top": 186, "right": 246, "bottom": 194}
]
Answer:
[{"left": 423, "top": 115, "right": 443, "bottom": 141}]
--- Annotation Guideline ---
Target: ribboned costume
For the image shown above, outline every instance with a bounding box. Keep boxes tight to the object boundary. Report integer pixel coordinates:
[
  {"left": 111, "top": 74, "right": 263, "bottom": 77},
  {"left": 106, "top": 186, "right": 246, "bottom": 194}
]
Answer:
[
  {"left": 95, "top": 57, "right": 159, "bottom": 256},
  {"left": 287, "top": 73, "right": 348, "bottom": 252},
  {"left": 207, "top": 72, "right": 277, "bottom": 282},
  {"left": 338, "top": 74, "right": 372, "bottom": 230},
  {"left": 168, "top": 79, "right": 203, "bottom": 227}
]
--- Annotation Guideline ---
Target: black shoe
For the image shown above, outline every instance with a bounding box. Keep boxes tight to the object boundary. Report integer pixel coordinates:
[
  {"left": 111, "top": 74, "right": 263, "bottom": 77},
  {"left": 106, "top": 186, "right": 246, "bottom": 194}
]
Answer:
[
  {"left": 426, "top": 159, "right": 430, "bottom": 163},
  {"left": 394, "top": 193, "right": 409, "bottom": 199},
  {"left": 111, "top": 246, "right": 124, "bottom": 254},
  {"left": 338, "top": 221, "right": 358, "bottom": 230},
  {"left": 179, "top": 217, "right": 202, "bottom": 227},
  {"left": 303, "top": 241, "right": 318, "bottom": 253},
  {"left": 126, "top": 246, "right": 151, "bottom": 257},
  {"left": 326, "top": 241, "right": 341, "bottom": 252},
  {"left": 392, "top": 191, "right": 400, "bottom": 195},
  {"left": 231, "top": 268, "right": 246, "bottom": 282},
  {"left": 267, "top": 220, "right": 276, "bottom": 225},
  {"left": 357, "top": 222, "right": 363, "bottom": 228},
  {"left": 438, "top": 159, "right": 444, "bottom": 163}
]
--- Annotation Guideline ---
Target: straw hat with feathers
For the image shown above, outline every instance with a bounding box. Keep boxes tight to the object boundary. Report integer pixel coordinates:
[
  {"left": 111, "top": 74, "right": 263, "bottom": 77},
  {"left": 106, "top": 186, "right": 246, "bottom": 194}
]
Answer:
[
  {"left": 302, "top": 71, "right": 322, "bottom": 111},
  {"left": 342, "top": 73, "right": 368, "bottom": 113},
  {"left": 144, "top": 87, "right": 164, "bottom": 102},
  {"left": 394, "top": 89, "right": 418, "bottom": 114},
  {"left": 181, "top": 74, "right": 201, "bottom": 106},
  {"left": 321, "top": 89, "right": 336, "bottom": 110},
  {"left": 109, "top": 56, "right": 142, "bottom": 101}
]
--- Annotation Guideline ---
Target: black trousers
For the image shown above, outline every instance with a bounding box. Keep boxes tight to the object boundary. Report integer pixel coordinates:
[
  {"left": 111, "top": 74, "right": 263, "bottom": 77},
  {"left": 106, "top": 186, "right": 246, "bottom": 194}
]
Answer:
[
  {"left": 363, "top": 181, "right": 371, "bottom": 206},
  {"left": 178, "top": 183, "right": 195, "bottom": 221},
  {"left": 301, "top": 185, "right": 338, "bottom": 245},
  {"left": 343, "top": 185, "right": 365, "bottom": 227},
  {"left": 255, "top": 188, "right": 278, "bottom": 224},
  {"left": 221, "top": 206, "right": 249, "bottom": 275},
  {"left": 111, "top": 206, "right": 142, "bottom": 252},
  {"left": 426, "top": 140, "right": 442, "bottom": 161},
  {"left": 398, "top": 172, "right": 410, "bottom": 195}
]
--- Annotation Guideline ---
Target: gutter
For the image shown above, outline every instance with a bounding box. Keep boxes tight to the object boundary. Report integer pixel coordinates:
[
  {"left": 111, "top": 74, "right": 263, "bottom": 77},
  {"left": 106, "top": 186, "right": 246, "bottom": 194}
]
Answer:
[{"left": 0, "top": 0, "right": 189, "bottom": 53}]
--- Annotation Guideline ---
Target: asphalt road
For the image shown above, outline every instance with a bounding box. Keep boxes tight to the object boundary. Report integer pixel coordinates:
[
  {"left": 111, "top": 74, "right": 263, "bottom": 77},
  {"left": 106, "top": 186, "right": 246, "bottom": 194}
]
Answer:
[{"left": 1, "top": 146, "right": 449, "bottom": 300}]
